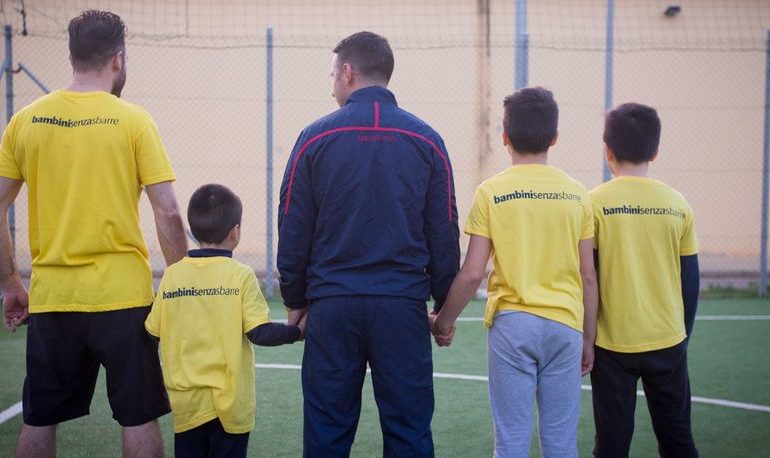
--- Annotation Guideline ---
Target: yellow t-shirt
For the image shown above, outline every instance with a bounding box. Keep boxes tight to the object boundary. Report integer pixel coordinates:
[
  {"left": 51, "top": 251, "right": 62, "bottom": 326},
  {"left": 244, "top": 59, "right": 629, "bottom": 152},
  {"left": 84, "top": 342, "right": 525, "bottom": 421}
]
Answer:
[
  {"left": 465, "top": 164, "right": 594, "bottom": 331},
  {"left": 145, "top": 256, "right": 271, "bottom": 434},
  {"left": 0, "top": 89, "right": 175, "bottom": 313},
  {"left": 589, "top": 176, "right": 698, "bottom": 353}
]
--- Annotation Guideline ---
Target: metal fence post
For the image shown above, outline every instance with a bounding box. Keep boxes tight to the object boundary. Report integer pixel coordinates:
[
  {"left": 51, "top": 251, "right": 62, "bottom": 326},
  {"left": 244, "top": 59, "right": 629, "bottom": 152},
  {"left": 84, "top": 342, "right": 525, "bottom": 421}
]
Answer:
[
  {"left": 17, "top": 63, "right": 50, "bottom": 93},
  {"left": 5, "top": 24, "right": 14, "bottom": 253},
  {"left": 515, "top": 0, "right": 528, "bottom": 89},
  {"left": 265, "top": 26, "right": 275, "bottom": 299},
  {"left": 603, "top": 0, "right": 614, "bottom": 182},
  {"left": 759, "top": 30, "right": 770, "bottom": 297}
]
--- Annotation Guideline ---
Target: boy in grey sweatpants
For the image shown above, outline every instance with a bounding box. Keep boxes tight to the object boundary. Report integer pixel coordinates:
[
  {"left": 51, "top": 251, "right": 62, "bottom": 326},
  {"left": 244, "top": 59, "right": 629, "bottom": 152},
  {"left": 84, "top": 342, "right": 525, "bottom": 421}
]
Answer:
[{"left": 432, "top": 87, "right": 598, "bottom": 457}]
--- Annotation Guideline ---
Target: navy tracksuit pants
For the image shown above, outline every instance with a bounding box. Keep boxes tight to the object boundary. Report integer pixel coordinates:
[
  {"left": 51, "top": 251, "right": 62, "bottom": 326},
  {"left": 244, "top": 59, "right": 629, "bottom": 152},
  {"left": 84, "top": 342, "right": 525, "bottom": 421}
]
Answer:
[{"left": 301, "top": 296, "right": 435, "bottom": 458}]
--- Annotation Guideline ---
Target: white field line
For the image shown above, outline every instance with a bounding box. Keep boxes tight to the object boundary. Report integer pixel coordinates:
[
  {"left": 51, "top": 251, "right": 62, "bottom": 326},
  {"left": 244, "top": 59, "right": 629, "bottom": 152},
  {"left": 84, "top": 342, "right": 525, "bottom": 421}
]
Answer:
[
  {"left": 579, "top": 385, "right": 770, "bottom": 414},
  {"left": 0, "top": 402, "right": 22, "bottom": 425},
  {"left": 694, "top": 315, "right": 770, "bottom": 321},
  {"left": 280, "top": 316, "right": 770, "bottom": 325},
  {"left": 456, "top": 315, "right": 770, "bottom": 322},
  {"left": 4, "top": 360, "right": 769, "bottom": 426},
  {"left": 251, "top": 364, "right": 770, "bottom": 414}
]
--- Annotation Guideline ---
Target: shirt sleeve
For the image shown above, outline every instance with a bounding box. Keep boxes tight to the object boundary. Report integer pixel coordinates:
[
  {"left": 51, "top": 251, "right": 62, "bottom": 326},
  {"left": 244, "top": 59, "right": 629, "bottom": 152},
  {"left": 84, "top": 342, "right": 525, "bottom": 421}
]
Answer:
[
  {"left": 680, "top": 205, "right": 698, "bottom": 255},
  {"left": 579, "top": 193, "right": 595, "bottom": 241},
  {"left": 464, "top": 186, "right": 490, "bottom": 238},
  {"left": 680, "top": 254, "right": 700, "bottom": 338},
  {"left": 135, "top": 114, "right": 175, "bottom": 186},
  {"left": 246, "top": 322, "right": 301, "bottom": 346},
  {"left": 0, "top": 115, "right": 23, "bottom": 180},
  {"left": 242, "top": 270, "right": 272, "bottom": 333}
]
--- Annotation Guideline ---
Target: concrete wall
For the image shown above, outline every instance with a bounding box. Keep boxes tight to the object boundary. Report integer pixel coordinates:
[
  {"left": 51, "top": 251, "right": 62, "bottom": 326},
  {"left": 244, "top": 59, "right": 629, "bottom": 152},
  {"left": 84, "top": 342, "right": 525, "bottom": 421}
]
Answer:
[{"left": 3, "top": 0, "right": 769, "bottom": 276}]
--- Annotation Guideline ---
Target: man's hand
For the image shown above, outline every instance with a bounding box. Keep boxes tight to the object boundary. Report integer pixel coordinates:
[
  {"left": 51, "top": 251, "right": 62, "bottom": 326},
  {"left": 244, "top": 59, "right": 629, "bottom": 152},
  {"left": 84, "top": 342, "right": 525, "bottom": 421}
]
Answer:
[
  {"left": 3, "top": 286, "right": 29, "bottom": 332},
  {"left": 297, "top": 312, "right": 308, "bottom": 340},
  {"left": 581, "top": 338, "right": 595, "bottom": 376},
  {"left": 429, "top": 310, "right": 455, "bottom": 347},
  {"left": 287, "top": 307, "right": 307, "bottom": 326}
]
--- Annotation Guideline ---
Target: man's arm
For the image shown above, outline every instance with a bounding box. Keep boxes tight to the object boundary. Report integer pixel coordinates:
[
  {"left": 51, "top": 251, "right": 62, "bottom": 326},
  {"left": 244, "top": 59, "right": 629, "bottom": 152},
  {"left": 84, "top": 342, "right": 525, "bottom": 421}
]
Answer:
[
  {"left": 0, "top": 177, "right": 27, "bottom": 332},
  {"left": 681, "top": 254, "right": 700, "bottom": 339},
  {"left": 579, "top": 238, "right": 599, "bottom": 375},
  {"left": 432, "top": 235, "right": 491, "bottom": 346},
  {"left": 146, "top": 181, "right": 188, "bottom": 265},
  {"left": 424, "top": 138, "right": 460, "bottom": 311},
  {"left": 277, "top": 132, "right": 316, "bottom": 311}
]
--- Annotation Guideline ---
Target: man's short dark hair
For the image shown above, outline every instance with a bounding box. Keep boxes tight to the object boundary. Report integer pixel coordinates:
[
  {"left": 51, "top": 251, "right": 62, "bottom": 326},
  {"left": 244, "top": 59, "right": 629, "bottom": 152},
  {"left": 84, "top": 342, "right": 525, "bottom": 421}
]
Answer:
[
  {"left": 187, "top": 184, "right": 243, "bottom": 245},
  {"left": 68, "top": 10, "right": 126, "bottom": 72},
  {"left": 503, "top": 87, "right": 558, "bottom": 154},
  {"left": 604, "top": 103, "right": 661, "bottom": 164},
  {"left": 333, "top": 31, "right": 394, "bottom": 83}
]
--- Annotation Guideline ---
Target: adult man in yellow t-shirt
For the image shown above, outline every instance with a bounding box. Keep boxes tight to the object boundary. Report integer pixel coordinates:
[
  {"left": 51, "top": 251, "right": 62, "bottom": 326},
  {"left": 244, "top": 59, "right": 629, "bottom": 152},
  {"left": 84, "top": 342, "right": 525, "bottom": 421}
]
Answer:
[
  {"left": 589, "top": 103, "right": 699, "bottom": 458},
  {"left": 0, "top": 11, "right": 187, "bottom": 456}
]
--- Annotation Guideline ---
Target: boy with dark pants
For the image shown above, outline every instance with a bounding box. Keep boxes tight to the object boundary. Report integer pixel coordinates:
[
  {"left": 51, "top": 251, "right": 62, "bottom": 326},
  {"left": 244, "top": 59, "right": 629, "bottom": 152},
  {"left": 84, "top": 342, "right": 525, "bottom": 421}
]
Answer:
[
  {"left": 589, "top": 103, "right": 699, "bottom": 458},
  {"left": 146, "top": 184, "right": 306, "bottom": 457},
  {"left": 433, "top": 87, "right": 598, "bottom": 457}
]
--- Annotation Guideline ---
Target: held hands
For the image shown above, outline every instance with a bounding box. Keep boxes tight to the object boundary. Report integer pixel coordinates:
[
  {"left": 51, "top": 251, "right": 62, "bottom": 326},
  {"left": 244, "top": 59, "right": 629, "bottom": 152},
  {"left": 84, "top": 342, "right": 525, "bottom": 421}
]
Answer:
[
  {"left": 429, "top": 310, "right": 456, "bottom": 347},
  {"left": 2, "top": 287, "right": 29, "bottom": 332},
  {"left": 297, "top": 312, "right": 308, "bottom": 340},
  {"left": 287, "top": 307, "right": 308, "bottom": 340}
]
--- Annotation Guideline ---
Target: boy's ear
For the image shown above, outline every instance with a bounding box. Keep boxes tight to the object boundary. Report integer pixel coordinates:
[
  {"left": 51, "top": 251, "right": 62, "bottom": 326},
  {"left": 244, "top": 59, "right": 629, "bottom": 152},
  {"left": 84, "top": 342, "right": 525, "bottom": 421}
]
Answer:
[
  {"left": 604, "top": 144, "right": 615, "bottom": 162},
  {"left": 502, "top": 131, "right": 511, "bottom": 147},
  {"left": 228, "top": 224, "right": 241, "bottom": 242},
  {"left": 549, "top": 132, "right": 559, "bottom": 147},
  {"left": 650, "top": 150, "right": 659, "bottom": 162}
]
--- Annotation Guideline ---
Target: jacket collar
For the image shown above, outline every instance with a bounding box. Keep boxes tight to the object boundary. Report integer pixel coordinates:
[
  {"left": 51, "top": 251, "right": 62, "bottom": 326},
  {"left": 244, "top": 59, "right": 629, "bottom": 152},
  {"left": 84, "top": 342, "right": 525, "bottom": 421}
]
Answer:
[{"left": 346, "top": 86, "right": 397, "bottom": 106}]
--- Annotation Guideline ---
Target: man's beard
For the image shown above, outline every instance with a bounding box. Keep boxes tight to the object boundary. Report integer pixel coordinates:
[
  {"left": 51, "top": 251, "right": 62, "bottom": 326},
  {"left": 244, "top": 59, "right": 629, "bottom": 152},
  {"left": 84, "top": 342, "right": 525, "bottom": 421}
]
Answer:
[{"left": 111, "top": 69, "right": 126, "bottom": 97}]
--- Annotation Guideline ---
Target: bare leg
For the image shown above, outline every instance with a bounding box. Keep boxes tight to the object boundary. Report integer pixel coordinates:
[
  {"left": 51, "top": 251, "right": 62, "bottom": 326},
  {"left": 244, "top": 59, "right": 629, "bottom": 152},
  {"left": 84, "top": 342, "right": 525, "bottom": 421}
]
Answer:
[
  {"left": 15, "top": 424, "right": 56, "bottom": 458},
  {"left": 123, "top": 420, "right": 164, "bottom": 458}
]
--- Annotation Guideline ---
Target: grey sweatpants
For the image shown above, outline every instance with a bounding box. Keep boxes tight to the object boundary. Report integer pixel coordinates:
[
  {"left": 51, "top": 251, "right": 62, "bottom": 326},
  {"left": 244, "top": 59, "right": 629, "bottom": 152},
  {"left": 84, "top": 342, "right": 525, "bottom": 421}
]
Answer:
[{"left": 488, "top": 311, "right": 583, "bottom": 458}]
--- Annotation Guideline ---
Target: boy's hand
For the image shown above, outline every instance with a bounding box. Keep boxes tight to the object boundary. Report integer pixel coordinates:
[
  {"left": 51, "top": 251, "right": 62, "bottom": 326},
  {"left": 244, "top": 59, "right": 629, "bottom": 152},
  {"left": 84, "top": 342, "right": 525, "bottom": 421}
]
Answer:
[
  {"left": 297, "top": 313, "right": 308, "bottom": 340},
  {"left": 3, "top": 287, "right": 29, "bottom": 332},
  {"left": 429, "top": 311, "right": 455, "bottom": 347},
  {"left": 581, "top": 339, "right": 595, "bottom": 375},
  {"left": 433, "top": 326, "right": 455, "bottom": 347}
]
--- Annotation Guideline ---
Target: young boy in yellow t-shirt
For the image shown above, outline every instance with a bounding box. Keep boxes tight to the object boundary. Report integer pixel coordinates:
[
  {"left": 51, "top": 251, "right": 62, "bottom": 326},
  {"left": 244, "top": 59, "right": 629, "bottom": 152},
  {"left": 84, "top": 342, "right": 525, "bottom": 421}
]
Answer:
[
  {"left": 432, "top": 87, "right": 598, "bottom": 457},
  {"left": 146, "top": 184, "right": 305, "bottom": 457},
  {"left": 589, "top": 103, "right": 699, "bottom": 458}
]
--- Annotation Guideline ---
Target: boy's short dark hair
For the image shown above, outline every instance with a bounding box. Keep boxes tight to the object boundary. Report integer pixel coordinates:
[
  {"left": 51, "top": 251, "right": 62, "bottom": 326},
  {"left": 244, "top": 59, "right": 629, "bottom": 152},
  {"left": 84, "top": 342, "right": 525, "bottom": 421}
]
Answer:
[
  {"left": 604, "top": 103, "right": 661, "bottom": 164},
  {"left": 503, "top": 87, "right": 558, "bottom": 154},
  {"left": 333, "top": 31, "right": 394, "bottom": 83},
  {"left": 68, "top": 10, "right": 126, "bottom": 72},
  {"left": 188, "top": 184, "right": 243, "bottom": 244}
]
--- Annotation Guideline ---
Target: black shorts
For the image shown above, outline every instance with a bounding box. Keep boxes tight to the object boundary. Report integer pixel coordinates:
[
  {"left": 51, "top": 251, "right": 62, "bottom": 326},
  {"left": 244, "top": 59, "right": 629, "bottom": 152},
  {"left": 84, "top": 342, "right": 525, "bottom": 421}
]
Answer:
[{"left": 23, "top": 307, "right": 170, "bottom": 427}]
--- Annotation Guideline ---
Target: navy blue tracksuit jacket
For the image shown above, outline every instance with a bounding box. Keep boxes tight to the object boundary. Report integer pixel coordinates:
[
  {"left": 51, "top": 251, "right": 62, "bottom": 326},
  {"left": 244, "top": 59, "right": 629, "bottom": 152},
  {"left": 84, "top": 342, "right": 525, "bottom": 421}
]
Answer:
[{"left": 277, "top": 86, "right": 460, "bottom": 310}]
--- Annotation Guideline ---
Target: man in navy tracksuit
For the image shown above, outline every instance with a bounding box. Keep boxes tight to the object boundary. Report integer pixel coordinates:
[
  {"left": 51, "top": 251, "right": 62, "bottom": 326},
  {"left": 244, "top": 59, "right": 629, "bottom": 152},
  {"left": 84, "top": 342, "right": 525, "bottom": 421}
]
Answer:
[{"left": 277, "top": 31, "right": 460, "bottom": 457}]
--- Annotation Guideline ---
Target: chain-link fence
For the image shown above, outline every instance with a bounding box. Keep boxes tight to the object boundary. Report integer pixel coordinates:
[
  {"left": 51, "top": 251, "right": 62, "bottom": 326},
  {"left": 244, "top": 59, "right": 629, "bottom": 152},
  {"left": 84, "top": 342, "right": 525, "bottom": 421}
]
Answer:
[{"left": 2, "top": 0, "right": 769, "bottom": 293}]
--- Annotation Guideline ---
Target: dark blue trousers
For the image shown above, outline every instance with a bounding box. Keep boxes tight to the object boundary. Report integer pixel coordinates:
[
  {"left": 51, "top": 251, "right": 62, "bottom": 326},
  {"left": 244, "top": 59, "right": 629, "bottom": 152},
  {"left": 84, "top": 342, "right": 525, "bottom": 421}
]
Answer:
[{"left": 302, "top": 296, "right": 435, "bottom": 458}]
